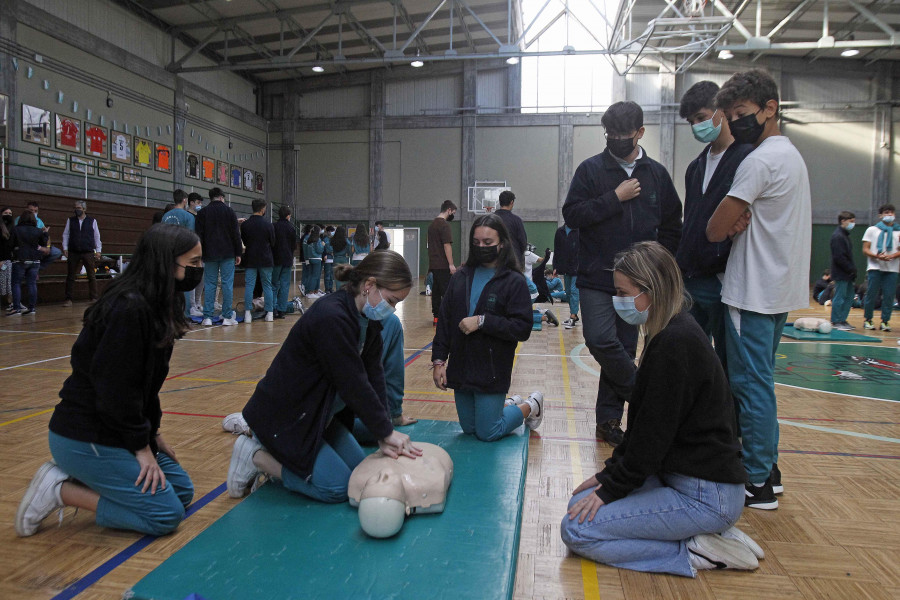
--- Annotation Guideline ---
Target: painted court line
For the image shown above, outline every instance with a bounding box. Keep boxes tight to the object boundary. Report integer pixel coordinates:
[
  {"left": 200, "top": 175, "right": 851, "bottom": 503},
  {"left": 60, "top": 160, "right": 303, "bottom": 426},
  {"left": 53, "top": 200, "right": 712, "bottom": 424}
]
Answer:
[
  {"left": 166, "top": 346, "right": 275, "bottom": 380},
  {"left": 0, "top": 355, "right": 71, "bottom": 372},
  {"left": 778, "top": 419, "right": 900, "bottom": 444},
  {"left": 775, "top": 382, "right": 898, "bottom": 404},
  {"left": 0, "top": 408, "right": 54, "bottom": 427}
]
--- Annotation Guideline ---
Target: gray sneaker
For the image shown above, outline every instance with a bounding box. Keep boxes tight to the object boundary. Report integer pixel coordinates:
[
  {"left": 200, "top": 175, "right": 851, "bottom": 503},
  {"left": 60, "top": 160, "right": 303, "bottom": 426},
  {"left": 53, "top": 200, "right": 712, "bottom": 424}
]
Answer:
[
  {"left": 227, "top": 435, "right": 263, "bottom": 498},
  {"left": 15, "top": 462, "right": 69, "bottom": 537}
]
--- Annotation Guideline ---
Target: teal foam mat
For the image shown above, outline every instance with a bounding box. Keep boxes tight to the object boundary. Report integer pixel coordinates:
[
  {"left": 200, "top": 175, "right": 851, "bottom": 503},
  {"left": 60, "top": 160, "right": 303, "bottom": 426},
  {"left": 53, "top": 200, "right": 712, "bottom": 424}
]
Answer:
[
  {"left": 128, "top": 420, "right": 529, "bottom": 600},
  {"left": 782, "top": 325, "right": 881, "bottom": 343}
]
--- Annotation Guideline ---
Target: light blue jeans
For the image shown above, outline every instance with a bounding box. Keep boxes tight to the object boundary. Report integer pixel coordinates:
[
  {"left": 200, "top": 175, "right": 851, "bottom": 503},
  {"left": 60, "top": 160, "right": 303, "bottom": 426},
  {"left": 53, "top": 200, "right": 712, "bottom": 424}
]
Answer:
[
  {"left": 276, "top": 421, "right": 365, "bottom": 503},
  {"left": 244, "top": 266, "right": 274, "bottom": 313},
  {"left": 684, "top": 275, "right": 727, "bottom": 368},
  {"left": 271, "top": 264, "right": 292, "bottom": 312},
  {"left": 564, "top": 274, "right": 580, "bottom": 317},
  {"left": 724, "top": 308, "right": 787, "bottom": 483},
  {"left": 454, "top": 390, "right": 525, "bottom": 441},
  {"left": 830, "top": 279, "right": 855, "bottom": 324},
  {"left": 864, "top": 269, "right": 898, "bottom": 323},
  {"left": 203, "top": 258, "right": 236, "bottom": 319},
  {"left": 560, "top": 473, "right": 745, "bottom": 577},
  {"left": 48, "top": 431, "right": 194, "bottom": 536}
]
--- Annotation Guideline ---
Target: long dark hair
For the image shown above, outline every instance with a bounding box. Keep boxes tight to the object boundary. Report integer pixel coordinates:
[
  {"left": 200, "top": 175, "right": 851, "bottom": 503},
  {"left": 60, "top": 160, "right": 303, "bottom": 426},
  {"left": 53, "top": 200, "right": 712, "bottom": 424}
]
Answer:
[
  {"left": 353, "top": 222, "right": 370, "bottom": 247},
  {"left": 465, "top": 213, "right": 522, "bottom": 271},
  {"left": 332, "top": 225, "right": 348, "bottom": 252},
  {"left": 84, "top": 224, "right": 199, "bottom": 347}
]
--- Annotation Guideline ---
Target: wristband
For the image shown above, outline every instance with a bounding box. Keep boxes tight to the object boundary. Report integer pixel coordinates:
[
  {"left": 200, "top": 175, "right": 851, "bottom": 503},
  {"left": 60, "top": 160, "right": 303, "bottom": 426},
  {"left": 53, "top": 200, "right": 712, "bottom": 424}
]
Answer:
[
  {"left": 432, "top": 359, "right": 445, "bottom": 366},
  {"left": 478, "top": 314, "right": 485, "bottom": 329}
]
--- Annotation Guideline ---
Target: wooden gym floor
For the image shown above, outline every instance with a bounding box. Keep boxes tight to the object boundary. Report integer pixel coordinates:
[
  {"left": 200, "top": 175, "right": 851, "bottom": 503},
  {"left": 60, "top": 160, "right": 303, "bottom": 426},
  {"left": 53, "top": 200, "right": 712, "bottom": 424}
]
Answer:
[{"left": 1, "top": 281, "right": 898, "bottom": 599}]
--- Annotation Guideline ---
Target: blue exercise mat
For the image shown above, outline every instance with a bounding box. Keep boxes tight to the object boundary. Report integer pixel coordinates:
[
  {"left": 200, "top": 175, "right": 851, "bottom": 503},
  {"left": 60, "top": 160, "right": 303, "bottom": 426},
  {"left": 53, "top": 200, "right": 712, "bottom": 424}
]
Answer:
[
  {"left": 782, "top": 325, "right": 881, "bottom": 343},
  {"left": 128, "top": 420, "right": 529, "bottom": 600}
]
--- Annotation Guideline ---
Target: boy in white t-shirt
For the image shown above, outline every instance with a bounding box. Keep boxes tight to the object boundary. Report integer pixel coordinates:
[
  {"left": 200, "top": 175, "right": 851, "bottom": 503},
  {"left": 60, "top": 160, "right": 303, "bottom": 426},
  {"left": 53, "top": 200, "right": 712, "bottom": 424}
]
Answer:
[
  {"left": 861, "top": 204, "right": 900, "bottom": 331},
  {"left": 707, "top": 69, "right": 812, "bottom": 511}
]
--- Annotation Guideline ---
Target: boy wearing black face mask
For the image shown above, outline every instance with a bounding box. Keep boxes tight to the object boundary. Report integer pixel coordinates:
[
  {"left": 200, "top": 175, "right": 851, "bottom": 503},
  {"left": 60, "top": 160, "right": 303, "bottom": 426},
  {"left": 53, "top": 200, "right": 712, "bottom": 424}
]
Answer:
[
  {"left": 706, "top": 68, "right": 812, "bottom": 511},
  {"left": 562, "top": 101, "right": 682, "bottom": 447},
  {"left": 427, "top": 200, "right": 458, "bottom": 325}
]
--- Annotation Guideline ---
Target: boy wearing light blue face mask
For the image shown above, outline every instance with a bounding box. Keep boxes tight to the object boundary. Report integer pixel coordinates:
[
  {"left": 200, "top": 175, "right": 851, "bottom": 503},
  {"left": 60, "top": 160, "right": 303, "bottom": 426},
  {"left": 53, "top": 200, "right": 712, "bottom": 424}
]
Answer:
[
  {"left": 830, "top": 211, "right": 857, "bottom": 330},
  {"left": 676, "top": 81, "right": 753, "bottom": 369},
  {"left": 861, "top": 204, "right": 900, "bottom": 331}
]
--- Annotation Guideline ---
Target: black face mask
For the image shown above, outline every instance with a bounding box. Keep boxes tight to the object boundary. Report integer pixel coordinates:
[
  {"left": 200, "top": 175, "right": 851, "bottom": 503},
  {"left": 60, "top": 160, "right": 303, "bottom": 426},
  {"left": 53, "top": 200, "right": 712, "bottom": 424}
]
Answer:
[
  {"left": 446, "top": 212, "right": 455, "bottom": 222},
  {"left": 471, "top": 244, "right": 499, "bottom": 264},
  {"left": 730, "top": 110, "right": 765, "bottom": 145},
  {"left": 606, "top": 136, "right": 637, "bottom": 160},
  {"left": 175, "top": 265, "right": 204, "bottom": 292},
  {"left": 2, "top": 215, "right": 11, "bottom": 226},
  {"left": 75, "top": 209, "right": 84, "bottom": 218}
]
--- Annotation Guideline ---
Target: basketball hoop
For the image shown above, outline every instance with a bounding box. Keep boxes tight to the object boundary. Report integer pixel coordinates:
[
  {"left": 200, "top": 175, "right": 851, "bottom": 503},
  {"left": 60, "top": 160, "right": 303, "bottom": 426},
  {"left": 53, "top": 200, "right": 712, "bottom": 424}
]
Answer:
[{"left": 468, "top": 181, "right": 509, "bottom": 214}]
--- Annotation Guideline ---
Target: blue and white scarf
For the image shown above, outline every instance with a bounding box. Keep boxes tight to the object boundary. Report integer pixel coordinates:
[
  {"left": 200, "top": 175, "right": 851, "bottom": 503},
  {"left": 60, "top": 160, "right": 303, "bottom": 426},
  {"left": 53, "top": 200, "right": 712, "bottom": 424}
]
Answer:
[{"left": 874, "top": 221, "right": 898, "bottom": 253}]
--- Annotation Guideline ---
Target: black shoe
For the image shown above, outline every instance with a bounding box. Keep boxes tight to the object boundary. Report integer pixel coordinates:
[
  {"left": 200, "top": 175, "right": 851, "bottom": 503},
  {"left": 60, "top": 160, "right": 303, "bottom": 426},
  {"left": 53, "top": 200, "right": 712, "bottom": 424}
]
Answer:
[
  {"left": 273, "top": 310, "right": 285, "bottom": 319},
  {"left": 770, "top": 463, "right": 783, "bottom": 495},
  {"left": 745, "top": 480, "right": 778, "bottom": 510},
  {"left": 596, "top": 419, "right": 624, "bottom": 447},
  {"left": 545, "top": 310, "right": 559, "bottom": 326}
]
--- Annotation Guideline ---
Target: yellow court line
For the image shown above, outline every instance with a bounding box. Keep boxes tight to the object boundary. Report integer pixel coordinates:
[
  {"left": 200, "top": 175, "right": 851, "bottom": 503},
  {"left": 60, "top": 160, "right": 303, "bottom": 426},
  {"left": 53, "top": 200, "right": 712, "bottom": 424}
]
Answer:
[
  {"left": 511, "top": 341, "right": 523, "bottom": 370},
  {"left": 0, "top": 408, "right": 53, "bottom": 427},
  {"left": 558, "top": 328, "right": 601, "bottom": 600}
]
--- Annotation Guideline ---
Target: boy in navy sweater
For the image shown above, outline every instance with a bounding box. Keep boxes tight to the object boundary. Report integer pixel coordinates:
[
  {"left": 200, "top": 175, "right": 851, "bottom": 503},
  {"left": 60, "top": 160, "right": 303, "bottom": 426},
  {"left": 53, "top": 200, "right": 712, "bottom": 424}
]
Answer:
[{"left": 830, "top": 211, "right": 857, "bottom": 329}]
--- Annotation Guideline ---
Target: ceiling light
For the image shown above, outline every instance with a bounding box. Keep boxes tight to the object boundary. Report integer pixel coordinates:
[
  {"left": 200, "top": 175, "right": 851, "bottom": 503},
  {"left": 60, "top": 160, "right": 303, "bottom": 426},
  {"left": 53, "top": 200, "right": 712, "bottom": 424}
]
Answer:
[
  {"left": 506, "top": 56, "right": 519, "bottom": 65},
  {"left": 841, "top": 49, "right": 860, "bottom": 57},
  {"left": 312, "top": 65, "right": 324, "bottom": 73},
  {"left": 718, "top": 50, "right": 733, "bottom": 60},
  {"left": 411, "top": 60, "right": 424, "bottom": 68}
]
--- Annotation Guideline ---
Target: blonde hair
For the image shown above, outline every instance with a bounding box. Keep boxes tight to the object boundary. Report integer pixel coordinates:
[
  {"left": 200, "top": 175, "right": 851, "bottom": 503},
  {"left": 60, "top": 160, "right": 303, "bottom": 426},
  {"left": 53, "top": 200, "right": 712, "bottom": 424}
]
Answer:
[
  {"left": 334, "top": 250, "right": 412, "bottom": 296},
  {"left": 613, "top": 241, "right": 690, "bottom": 347}
]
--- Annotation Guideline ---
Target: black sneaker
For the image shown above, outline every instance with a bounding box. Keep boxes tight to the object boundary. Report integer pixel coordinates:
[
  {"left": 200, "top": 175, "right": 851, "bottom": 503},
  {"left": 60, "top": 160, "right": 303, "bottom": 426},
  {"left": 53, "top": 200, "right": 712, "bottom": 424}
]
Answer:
[
  {"left": 596, "top": 419, "right": 624, "bottom": 447},
  {"left": 544, "top": 310, "right": 559, "bottom": 326},
  {"left": 745, "top": 480, "right": 778, "bottom": 510},
  {"left": 770, "top": 463, "right": 783, "bottom": 495}
]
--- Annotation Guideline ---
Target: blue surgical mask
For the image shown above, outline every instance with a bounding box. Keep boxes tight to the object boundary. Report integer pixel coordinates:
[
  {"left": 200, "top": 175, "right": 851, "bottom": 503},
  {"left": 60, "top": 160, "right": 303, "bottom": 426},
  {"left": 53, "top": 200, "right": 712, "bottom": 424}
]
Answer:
[
  {"left": 363, "top": 287, "right": 395, "bottom": 321},
  {"left": 883, "top": 214, "right": 896, "bottom": 224},
  {"left": 612, "top": 292, "right": 649, "bottom": 325},
  {"left": 843, "top": 222, "right": 855, "bottom": 231},
  {"left": 691, "top": 110, "right": 722, "bottom": 144}
]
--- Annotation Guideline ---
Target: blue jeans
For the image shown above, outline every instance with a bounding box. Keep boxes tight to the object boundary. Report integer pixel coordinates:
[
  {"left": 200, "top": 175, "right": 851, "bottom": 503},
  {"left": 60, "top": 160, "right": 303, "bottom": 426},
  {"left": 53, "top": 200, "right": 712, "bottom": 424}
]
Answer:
[
  {"left": 276, "top": 421, "right": 365, "bottom": 503},
  {"left": 454, "top": 390, "right": 525, "bottom": 441},
  {"left": 564, "top": 274, "right": 580, "bottom": 317},
  {"left": 831, "top": 279, "right": 855, "bottom": 324},
  {"left": 40, "top": 245, "right": 62, "bottom": 270},
  {"left": 724, "top": 308, "right": 787, "bottom": 483},
  {"left": 579, "top": 288, "right": 638, "bottom": 424},
  {"left": 560, "top": 473, "right": 745, "bottom": 577},
  {"left": 272, "top": 264, "right": 292, "bottom": 312},
  {"left": 306, "top": 259, "right": 323, "bottom": 292},
  {"left": 48, "top": 431, "right": 194, "bottom": 536},
  {"left": 684, "top": 275, "right": 727, "bottom": 368},
  {"left": 12, "top": 261, "right": 39, "bottom": 310},
  {"left": 203, "top": 258, "right": 236, "bottom": 319},
  {"left": 244, "top": 266, "right": 274, "bottom": 313},
  {"left": 864, "top": 269, "right": 898, "bottom": 323},
  {"left": 323, "top": 262, "right": 334, "bottom": 292}
]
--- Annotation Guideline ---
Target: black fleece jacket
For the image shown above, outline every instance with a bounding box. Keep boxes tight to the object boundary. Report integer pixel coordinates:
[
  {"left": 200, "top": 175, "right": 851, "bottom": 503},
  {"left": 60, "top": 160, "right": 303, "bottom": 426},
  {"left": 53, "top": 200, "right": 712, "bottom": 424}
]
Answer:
[
  {"left": 432, "top": 265, "right": 532, "bottom": 394},
  {"left": 830, "top": 226, "right": 856, "bottom": 282},
  {"left": 594, "top": 312, "right": 746, "bottom": 504}
]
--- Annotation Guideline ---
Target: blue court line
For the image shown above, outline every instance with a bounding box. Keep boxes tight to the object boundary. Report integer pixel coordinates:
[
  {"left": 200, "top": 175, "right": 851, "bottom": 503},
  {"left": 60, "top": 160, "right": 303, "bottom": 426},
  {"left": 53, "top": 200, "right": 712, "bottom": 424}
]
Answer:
[
  {"left": 50, "top": 482, "right": 227, "bottom": 600},
  {"left": 405, "top": 342, "right": 433, "bottom": 366}
]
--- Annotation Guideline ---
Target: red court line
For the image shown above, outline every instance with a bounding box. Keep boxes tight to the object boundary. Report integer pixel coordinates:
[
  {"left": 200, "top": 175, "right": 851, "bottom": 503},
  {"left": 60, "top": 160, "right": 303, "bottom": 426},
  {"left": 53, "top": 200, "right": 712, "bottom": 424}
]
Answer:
[{"left": 166, "top": 346, "right": 275, "bottom": 380}]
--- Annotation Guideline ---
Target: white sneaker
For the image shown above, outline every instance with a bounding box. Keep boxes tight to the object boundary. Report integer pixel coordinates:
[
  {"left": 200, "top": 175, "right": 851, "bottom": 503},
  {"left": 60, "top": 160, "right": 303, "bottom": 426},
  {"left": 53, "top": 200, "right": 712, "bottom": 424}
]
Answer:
[
  {"left": 265, "top": 311, "right": 274, "bottom": 322},
  {"left": 15, "top": 462, "right": 68, "bottom": 537},
  {"left": 720, "top": 526, "right": 765, "bottom": 559},
  {"left": 524, "top": 391, "right": 544, "bottom": 429},
  {"left": 223, "top": 412, "right": 251, "bottom": 435},
  {"left": 222, "top": 316, "right": 239, "bottom": 326},
  {"left": 244, "top": 310, "right": 253, "bottom": 324},
  {"left": 505, "top": 394, "right": 523, "bottom": 407},
  {"left": 214, "top": 301, "right": 223, "bottom": 311},
  {"left": 201, "top": 318, "right": 213, "bottom": 326},
  {"left": 298, "top": 283, "right": 306, "bottom": 295},
  {"left": 305, "top": 293, "right": 318, "bottom": 299},
  {"left": 687, "top": 533, "right": 759, "bottom": 571},
  {"left": 189, "top": 307, "right": 204, "bottom": 317},
  {"left": 227, "top": 435, "right": 263, "bottom": 498}
]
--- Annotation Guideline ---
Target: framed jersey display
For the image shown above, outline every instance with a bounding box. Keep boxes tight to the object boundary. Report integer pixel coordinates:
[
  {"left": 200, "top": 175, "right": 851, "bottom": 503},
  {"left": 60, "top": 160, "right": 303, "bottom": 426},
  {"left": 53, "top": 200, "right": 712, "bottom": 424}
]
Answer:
[
  {"left": 70, "top": 155, "right": 95, "bottom": 175},
  {"left": 109, "top": 130, "right": 132, "bottom": 164},
  {"left": 97, "top": 161, "right": 119, "bottom": 180},
  {"left": 155, "top": 143, "right": 172, "bottom": 173},
  {"left": 230, "top": 165, "right": 242, "bottom": 188},
  {"left": 185, "top": 151, "right": 200, "bottom": 179},
  {"left": 123, "top": 167, "right": 142, "bottom": 184},
  {"left": 255, "top": 172, "right": 265, "bottom": 194},
  {"left": 55, "top": 114, "right": 81, "bottom": 152},
  {"left": 84, "top": 124, "right": 108, "bottom": 158},
  {"left": 216, "top": 160, "right": 229, "bottom": 185},
  {"left": 201, "top": 156, "right": 215, "bottom": 183},
  {"left": 133, "top": 137, "right": 152, "bottom": 168},
  {"left": 243, "top": 168, "right": 254, "bottom": 192},
  {"left": 22, "top": 104, "right": 51, "bottom": 146}
]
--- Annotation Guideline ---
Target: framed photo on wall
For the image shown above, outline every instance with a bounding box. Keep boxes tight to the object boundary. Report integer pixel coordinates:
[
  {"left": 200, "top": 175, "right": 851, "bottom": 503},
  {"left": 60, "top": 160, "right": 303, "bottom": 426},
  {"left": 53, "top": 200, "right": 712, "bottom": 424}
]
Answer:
[
  {"left": 22, "top": 104, "right": 51, "bottom": 146},
  {"left": 39, "top": 148, "right": 67, "bottom": 170},
  {"left": 216, "top": 160, "right": 228, "bottom": 186},
  {"left": 185, "top": 151, "right": 199, "bottom": 179},
  {"left": 123, "top": 167, "right": 142, "bottom": 184},
  {"left": 230, "top": 165, "right": 242, "bottom": 188},
  {"left": 155, "top": 143, "right": 172, "bottom": 173},
  {"left": 110, "top": 130, "right": 132, "bottom": 164},
  {"left": 55, "top": 114, "right": 81, "bottom": 152},
  {"left": 84, "top": 124, "right": 108, "bottom": 158},
  {"left": 201, "top": 156, "right": 215, "bottom": 183},
  {"left": 70, "top": 155, "right": 95, "bottom": 175},
  {"left": 242, "top": 168, "right": 254, "bottom": 192},
  {"left": 255, "top": 172, "right": 265, "bottom": 194},
  {"left": 98, "top": 161, "right": 119, "bottom": 180},
  {"left": 133, "top": 137, "right": 152, "bottom": 168}
]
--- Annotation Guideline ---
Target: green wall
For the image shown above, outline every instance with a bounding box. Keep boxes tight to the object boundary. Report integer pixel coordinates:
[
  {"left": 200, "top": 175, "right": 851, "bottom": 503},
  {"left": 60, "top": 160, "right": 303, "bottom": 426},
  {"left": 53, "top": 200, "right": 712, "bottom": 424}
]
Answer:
[
  {"left": 524, "top": 221, "right": 560, "bottom": 265},
  {"left": 811, "top": 224, "right": 868, "bottom": 284}
]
